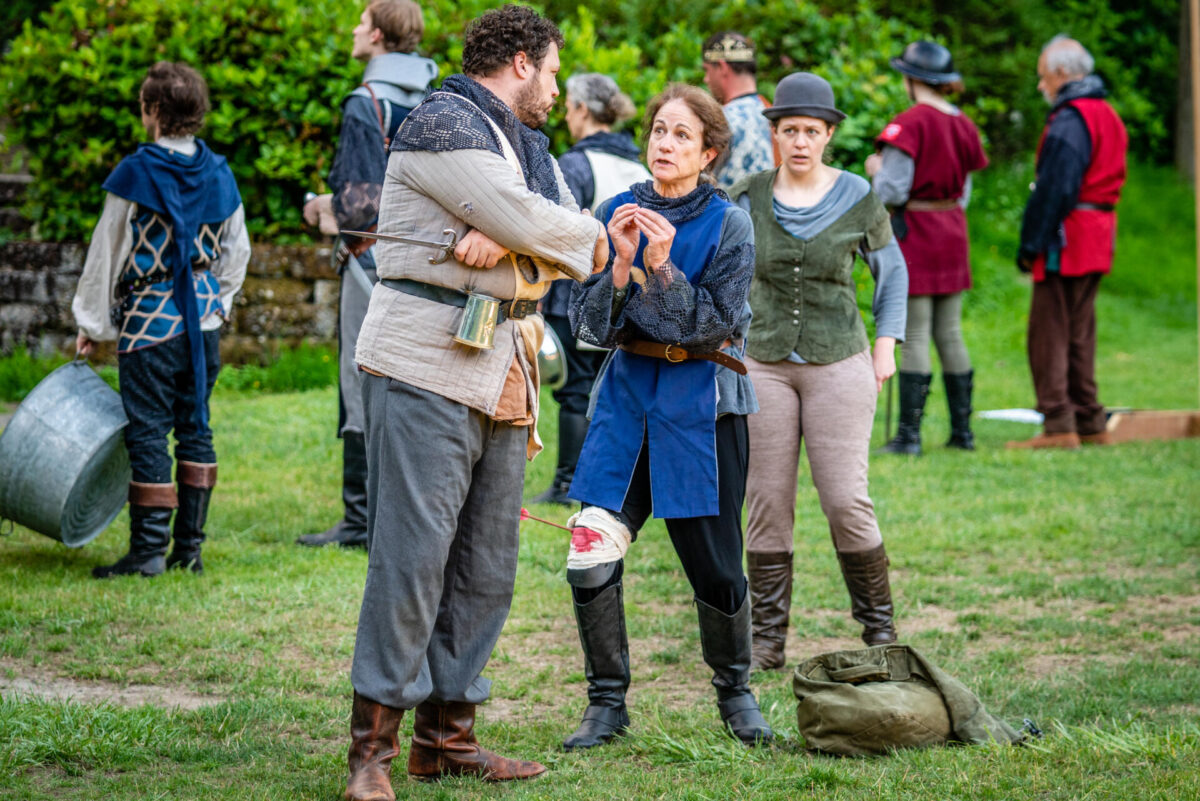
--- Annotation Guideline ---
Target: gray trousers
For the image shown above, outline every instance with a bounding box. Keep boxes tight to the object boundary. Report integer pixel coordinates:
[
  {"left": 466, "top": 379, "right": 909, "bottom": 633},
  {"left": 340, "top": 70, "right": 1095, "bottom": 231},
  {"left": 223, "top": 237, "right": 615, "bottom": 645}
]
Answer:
[
  {"left": 899, "top": 292, "right": 971, "bottom": 375},
  {"left": 338, "top": 254, "right": 375, "bottom": 436},
  {"left": 350, "top": 374, "right": 527, "bottom": 709}
]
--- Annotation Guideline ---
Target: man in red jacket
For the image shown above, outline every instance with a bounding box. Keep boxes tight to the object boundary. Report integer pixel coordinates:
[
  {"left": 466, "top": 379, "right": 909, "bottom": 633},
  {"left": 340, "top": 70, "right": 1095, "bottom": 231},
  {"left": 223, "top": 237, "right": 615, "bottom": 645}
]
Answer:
[{"left": 1010, "top": 36, "right": 1127, "bottom": 450}]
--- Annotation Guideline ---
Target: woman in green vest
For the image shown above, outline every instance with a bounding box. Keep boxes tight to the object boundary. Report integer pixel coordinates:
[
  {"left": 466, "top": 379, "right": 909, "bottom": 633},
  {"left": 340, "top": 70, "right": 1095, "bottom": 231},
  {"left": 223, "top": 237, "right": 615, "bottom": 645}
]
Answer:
[{"left": 729, "top": 73, "right": 909, "bottom": 671}]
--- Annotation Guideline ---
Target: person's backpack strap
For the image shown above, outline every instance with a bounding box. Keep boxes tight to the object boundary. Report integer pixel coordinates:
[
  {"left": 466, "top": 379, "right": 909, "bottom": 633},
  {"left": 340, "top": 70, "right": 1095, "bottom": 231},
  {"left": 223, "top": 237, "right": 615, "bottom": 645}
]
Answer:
[{"left": 361, "top": 82, "right": 391, "bottom": 150}]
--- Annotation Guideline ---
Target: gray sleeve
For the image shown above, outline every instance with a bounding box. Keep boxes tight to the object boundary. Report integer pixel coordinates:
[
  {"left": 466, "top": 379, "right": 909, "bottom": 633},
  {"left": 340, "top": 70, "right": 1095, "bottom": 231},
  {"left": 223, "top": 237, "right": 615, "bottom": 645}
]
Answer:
[
  {"left": 959, "top": 174, "right": 972, "bottom": 209},
  {"left": 860, "top": 238, "right": 908, "bottom": 342},
  {"left": 871, "top": 146, "right": 914, "bottom": 208},
  {"left": 397, "top": 148, "right": 603, "bottom": 281}
]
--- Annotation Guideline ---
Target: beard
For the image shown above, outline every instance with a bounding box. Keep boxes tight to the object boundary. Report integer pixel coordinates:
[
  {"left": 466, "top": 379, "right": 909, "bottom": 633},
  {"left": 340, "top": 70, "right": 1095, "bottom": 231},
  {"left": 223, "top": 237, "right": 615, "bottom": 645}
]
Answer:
[{"left": 513, "top": 78, "right": 550, "bottom": 129}]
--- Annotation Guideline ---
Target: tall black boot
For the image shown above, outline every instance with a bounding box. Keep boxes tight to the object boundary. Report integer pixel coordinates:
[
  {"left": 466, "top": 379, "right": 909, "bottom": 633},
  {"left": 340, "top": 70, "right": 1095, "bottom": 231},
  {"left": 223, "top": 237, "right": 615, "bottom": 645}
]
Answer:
[
  {"left": 168, "top": 461, "right": 216, "bottom": 573},
  {"left": 529, "top": 411, "right": 588, "bottom": 506},
  {"left": 696, "top": 593, "right": 774, "bottom": 746},
  {"left": 563, "top": 581, "right": 631, "bottom": 750},
  {"left": 93, "top": 482, "right": 175, "bottom": 578},
  {"left": 944, "top": 370, "right": 975, "bottom": 450},
  {"left": 879, "top": 372, "right": 932, "bottom": 455},
  {"left": 837, "top": 544, "right": 898, "bottom": 646},
  {"left": 297, "top": 430, "right": 368, "bottom": 548}
]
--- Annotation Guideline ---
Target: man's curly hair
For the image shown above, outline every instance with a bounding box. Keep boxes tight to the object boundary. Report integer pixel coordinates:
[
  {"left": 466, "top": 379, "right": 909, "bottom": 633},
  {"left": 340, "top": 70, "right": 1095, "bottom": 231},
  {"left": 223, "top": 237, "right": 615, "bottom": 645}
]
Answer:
[{"left": 461, "top": 4, "right": 565, "bottom": 78}]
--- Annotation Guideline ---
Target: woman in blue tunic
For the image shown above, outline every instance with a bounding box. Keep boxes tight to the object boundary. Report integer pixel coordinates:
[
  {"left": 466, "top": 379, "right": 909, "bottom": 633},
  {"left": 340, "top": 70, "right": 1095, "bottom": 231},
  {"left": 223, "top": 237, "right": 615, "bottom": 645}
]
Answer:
[{"left": 562, "top": 83, "right": 771, "bottom": 750}]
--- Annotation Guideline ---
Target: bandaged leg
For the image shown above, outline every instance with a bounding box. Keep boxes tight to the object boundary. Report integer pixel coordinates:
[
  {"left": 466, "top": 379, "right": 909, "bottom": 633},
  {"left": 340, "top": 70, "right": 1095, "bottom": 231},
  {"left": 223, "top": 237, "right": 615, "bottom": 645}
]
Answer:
[{"left": 566, "top": 507, "right": 633, "bottom": 588}]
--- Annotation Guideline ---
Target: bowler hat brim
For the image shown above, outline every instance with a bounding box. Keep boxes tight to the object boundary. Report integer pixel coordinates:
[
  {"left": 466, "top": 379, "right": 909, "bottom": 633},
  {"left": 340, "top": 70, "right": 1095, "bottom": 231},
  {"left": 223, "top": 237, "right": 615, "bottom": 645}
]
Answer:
[
  {"left": 890, "top": 57, "right": 961, "bottom": 86},
  {"left": 762, "top": 104, "right": 847, "bottom": 124}
]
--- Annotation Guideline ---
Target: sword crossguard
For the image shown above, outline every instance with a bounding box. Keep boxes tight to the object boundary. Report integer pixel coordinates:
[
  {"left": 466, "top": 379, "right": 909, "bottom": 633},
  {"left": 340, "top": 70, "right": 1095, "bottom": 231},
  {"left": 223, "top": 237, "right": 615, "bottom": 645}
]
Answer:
[{"left": 429, "top": 228, "right": 458, "bottom": 264}]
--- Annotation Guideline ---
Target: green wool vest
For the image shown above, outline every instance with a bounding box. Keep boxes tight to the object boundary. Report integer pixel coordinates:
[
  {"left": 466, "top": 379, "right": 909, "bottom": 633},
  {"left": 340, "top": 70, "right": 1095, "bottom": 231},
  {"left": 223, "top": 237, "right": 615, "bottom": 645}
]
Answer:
[{"left": 732, "top": 169, "right": 892, "bottom": 364}]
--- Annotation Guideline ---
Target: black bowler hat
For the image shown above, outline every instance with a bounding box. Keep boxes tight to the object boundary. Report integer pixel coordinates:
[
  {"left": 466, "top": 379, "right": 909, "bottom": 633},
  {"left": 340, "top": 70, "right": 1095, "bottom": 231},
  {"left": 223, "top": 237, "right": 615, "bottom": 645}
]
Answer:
[
  {"left": 891, "top": 41, "right": 961, "bottom": 85},
  {"left": 762, "top": 72, "right": 846, "bottom": 123}
]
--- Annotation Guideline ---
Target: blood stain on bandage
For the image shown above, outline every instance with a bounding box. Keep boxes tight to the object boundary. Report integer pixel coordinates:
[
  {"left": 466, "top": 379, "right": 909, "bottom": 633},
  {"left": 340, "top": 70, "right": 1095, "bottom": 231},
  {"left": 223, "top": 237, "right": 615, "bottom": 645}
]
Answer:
[{"left": 571, "top": 527, "right": 603, "bottom": 553}]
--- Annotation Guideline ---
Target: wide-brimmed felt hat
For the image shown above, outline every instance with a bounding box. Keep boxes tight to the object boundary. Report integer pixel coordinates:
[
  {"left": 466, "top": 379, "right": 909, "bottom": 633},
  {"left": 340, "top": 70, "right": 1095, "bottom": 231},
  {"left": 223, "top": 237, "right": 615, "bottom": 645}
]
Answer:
[
  {"left": 891, "top": 41, "right": 961, "bottom": 85},
  {"left": 762, "top": 72, "right": 846, "bottom": 124}
]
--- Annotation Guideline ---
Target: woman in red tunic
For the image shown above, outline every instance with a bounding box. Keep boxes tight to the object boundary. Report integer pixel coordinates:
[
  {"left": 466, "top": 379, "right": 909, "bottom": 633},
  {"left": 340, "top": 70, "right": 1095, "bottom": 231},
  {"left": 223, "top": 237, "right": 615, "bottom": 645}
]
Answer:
[{"left": 867, "top": 41, "right": 987, "bottom": 454}]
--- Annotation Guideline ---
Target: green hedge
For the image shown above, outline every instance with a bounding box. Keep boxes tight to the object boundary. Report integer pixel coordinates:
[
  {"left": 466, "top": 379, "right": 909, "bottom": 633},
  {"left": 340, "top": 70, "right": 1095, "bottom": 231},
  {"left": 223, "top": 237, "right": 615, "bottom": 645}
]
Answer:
[{"left": 0, "top": 0, "right": 1178, "bottom": 243}]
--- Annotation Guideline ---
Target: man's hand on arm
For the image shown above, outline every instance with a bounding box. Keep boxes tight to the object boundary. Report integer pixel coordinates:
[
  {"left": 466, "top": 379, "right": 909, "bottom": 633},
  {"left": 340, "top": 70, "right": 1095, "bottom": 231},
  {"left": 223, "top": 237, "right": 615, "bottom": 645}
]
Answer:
[{"left": 455, "top": 229, "right": 510, "bottom": 269}]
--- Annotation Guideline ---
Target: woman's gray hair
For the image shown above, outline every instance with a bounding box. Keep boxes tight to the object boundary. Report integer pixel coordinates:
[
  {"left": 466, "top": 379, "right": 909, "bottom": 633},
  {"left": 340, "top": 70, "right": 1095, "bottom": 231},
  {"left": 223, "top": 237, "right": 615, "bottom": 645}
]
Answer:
[
  {"left": 1042, "top": 35, "right": 1094, "bottom": 78},
  {"left": 564, "top": 73, "right": 637, "bottom": 126}
]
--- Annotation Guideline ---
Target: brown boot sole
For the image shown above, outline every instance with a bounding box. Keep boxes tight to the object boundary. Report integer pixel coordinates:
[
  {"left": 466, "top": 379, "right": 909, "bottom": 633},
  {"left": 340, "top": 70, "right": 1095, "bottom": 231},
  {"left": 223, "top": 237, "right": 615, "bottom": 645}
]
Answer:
[{"left": 1005, "top": 432, "right": 1081, "bottom": 450}]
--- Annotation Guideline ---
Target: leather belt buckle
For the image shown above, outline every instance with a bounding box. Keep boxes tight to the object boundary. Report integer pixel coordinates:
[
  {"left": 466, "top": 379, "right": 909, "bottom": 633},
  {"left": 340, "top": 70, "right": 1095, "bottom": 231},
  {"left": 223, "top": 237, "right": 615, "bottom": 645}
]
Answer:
[
  {"left": 664, "top": 343, "right": 687, "bottom": 363},
  {"left": 509, "top": 299, "right": 538, "bottom": 320}
]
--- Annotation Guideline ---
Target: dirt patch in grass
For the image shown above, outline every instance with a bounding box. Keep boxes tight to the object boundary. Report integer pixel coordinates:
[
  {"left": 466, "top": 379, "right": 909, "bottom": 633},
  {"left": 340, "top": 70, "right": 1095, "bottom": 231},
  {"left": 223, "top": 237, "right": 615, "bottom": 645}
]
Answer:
[
  {"left": 1025, "top": 652, "right": 1125, "bottom": 680},
  {"left": 0, "top": 659, "right": 226, "bottom": 710}
]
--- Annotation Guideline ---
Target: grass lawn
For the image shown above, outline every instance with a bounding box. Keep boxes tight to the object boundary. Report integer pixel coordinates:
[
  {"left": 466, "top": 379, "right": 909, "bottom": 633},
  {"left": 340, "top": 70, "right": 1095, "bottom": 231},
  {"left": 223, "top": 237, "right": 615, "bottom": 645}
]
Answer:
[{"left": 1, "top": 163, "right": 1198, "bottom": 799}]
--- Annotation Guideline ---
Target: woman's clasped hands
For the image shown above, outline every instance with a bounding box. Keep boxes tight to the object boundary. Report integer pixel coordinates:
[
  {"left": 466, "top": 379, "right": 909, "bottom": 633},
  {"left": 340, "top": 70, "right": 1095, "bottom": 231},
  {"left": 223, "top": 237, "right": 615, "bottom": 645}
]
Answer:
[{"left": 606, "top": 203, "right": 676, "bottom": 288}]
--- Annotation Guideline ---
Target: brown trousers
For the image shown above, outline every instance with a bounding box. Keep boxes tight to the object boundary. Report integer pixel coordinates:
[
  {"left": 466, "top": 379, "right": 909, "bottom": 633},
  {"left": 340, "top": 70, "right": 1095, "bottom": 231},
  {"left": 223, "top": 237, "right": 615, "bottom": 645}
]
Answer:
[
  {"left": 745, "top": 350, "right": 884, "bottom": 555},
  {"left": 1027, "top": 272, "right": 1105, "bottom": 435}
]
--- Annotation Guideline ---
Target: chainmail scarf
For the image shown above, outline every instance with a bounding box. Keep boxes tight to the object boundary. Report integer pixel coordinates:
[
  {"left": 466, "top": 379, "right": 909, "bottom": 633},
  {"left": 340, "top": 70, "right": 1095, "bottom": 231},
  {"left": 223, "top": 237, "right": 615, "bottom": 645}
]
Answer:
[
  {"left": 571, "top": 181, "right": 753, "bottom": 353},
  {"left": 393, "top": 73, "right": 560, "bottom": 203}
]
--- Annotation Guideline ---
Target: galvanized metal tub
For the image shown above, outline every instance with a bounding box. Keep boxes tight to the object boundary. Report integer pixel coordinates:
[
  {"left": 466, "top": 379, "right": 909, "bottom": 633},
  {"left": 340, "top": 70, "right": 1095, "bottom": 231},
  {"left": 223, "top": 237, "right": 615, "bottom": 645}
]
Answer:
[{"left": 0, "top": 360, "right": 130, "bottom": 547}]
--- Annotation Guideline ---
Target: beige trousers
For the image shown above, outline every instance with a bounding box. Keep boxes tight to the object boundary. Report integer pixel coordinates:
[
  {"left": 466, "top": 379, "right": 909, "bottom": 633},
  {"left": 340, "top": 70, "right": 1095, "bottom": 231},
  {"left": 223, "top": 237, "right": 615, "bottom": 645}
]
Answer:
[{"left": 745, "top": 349, "right": 884, "bottom": 555}]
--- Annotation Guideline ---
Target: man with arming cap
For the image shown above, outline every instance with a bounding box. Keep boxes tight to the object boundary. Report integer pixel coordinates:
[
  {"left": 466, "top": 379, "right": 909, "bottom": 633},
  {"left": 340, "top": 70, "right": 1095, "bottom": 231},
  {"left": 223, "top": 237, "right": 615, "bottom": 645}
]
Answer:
[
  {"left": 869, "top": 41, "right": 988, "bottom": 455},
  {"left": 1010, "top": 36, "right": 1127, "bottom": 450},
  {"left": 298, "top": 1, "right": 437, "bottom": 549},
  {"left": 73, "top": 61, "right": 249, "bottom": 579},
  {"left": 701, "top": 31, "right": 776, "bottom": 190},
  {"left": 340, "top": 5, "right": 608, "bottom": 799}
]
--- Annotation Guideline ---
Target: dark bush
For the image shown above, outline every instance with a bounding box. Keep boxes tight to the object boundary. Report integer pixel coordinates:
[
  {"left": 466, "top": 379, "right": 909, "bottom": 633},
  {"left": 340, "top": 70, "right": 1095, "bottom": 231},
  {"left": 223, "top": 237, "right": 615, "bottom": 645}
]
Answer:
[{"left": 0, "top": 0, "right": 1179, "bottom": 243}]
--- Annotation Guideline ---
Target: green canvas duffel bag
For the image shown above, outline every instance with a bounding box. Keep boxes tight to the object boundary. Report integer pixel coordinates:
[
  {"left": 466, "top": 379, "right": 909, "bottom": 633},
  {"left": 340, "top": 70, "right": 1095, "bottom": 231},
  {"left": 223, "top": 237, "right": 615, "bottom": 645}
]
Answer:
[{"left": 793, "top": 644, "right": 1026, "bottom": 756}]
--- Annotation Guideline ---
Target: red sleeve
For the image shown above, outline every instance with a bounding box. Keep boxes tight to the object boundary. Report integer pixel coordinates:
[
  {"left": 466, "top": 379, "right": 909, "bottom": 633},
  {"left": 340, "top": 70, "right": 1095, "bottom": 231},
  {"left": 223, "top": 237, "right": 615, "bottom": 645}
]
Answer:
[
  {"left": 875, "top": 110, "right": 920, "bottom": 158},
  {"left": 962, "top": 116, "right": 989, "bottom": 171}
]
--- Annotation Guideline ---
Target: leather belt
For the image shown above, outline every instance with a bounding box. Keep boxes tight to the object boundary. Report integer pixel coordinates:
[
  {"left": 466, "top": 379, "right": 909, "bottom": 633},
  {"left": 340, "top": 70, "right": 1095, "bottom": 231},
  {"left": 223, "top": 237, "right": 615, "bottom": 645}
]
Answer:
[
  {"left": 905, "top": 198, "right": 959, "bottom": 212},
  {"left": 381, "top": 278, "right": 538, "bottom": 323},
  {"left": 619, "top": 339, "right": 748, "bottom": 376},
  {"left": 1075, "top": 202, "right": 1115, "bottom": 212}
]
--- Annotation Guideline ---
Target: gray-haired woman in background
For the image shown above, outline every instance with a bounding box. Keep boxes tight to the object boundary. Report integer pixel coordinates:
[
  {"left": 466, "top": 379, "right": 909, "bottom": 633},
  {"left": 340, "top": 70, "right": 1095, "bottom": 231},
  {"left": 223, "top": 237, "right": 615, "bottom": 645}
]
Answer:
[{"left": 529, "top": 73, "right": 650, "bottom": 505}]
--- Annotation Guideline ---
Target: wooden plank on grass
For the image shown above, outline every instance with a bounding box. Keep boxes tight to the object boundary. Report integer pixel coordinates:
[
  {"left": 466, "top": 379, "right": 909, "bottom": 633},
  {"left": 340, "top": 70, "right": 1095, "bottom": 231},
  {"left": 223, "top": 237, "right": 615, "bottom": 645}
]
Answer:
[{"left": 1107, "top": 410, "right": 1200, "bottom": 442}]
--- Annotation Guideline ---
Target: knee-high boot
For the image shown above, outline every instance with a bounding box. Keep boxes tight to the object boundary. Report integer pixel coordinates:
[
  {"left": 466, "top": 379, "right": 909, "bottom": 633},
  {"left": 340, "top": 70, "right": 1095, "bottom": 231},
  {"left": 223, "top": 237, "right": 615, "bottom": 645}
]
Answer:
[
  {"left": 529, "top": 411, "right": 588, "bottom": 506},
  {"left": 345, "top": 691, "right": 403, "bottom": 801},
  {"left": 563, "top": 581, "right": 630, "bottom": 750},
  {"left": 168, "top": 461, "right": 216, "bottom": 573},
  {"left": 944, "top": 370, "right": 975, "bottom": 450},
  {"left": 696, "top": 593, "right": 774, "bottom": 745},
  {"left": 879, "top": 372, "right": 932, "bottom": 455},
  {"left": 747, "top": 552, "right": 793, "bottom": 672},
  {"left": 92, "top": 482, "right": 176, "bottom": 578},
  {"left": 837, "top": 544, "right": 898, "bottom": 645},
  {"left": 298, "top": 430, "right": 368, "bottom": 548}
]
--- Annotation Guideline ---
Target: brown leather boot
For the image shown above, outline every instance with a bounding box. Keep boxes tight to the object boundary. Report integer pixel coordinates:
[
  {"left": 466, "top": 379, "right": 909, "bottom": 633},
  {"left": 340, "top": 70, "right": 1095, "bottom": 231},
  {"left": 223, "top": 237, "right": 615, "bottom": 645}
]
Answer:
[
  {"left": 837, "top": 545, "right": 898, "bottom": 646},
  {"left": 746, "top": 551, "right": 792, "bottom": 671},
  {"left": 345, "top": 692, "right": 403, "bottom": 801},
  {"left": 408, "top": 701, "right": 546, "bottom": 782}
]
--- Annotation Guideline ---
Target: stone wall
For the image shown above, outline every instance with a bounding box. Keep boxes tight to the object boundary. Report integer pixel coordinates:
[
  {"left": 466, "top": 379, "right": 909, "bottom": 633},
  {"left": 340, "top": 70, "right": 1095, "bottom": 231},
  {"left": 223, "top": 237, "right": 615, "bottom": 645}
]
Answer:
[{"left": 0, "top": 240, "right": 339, "bottom": 364}]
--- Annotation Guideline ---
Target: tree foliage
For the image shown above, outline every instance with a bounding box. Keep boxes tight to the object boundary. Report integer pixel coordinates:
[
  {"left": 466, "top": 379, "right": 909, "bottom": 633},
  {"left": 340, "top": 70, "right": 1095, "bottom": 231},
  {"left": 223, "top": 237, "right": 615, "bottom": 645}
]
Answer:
[{"left": 0, "top": 0, "right": 1179, "bottom": 242}]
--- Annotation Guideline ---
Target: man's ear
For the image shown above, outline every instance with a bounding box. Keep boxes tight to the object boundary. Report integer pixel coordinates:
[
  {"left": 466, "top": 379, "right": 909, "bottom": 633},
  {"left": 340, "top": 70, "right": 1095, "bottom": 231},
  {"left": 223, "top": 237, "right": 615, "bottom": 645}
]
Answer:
[
  {"left": 370, "top": 27, "right": 384, "bottom": 46},
  {"left": 513, "top": 51, "right": 532, "bottom": 80}
]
